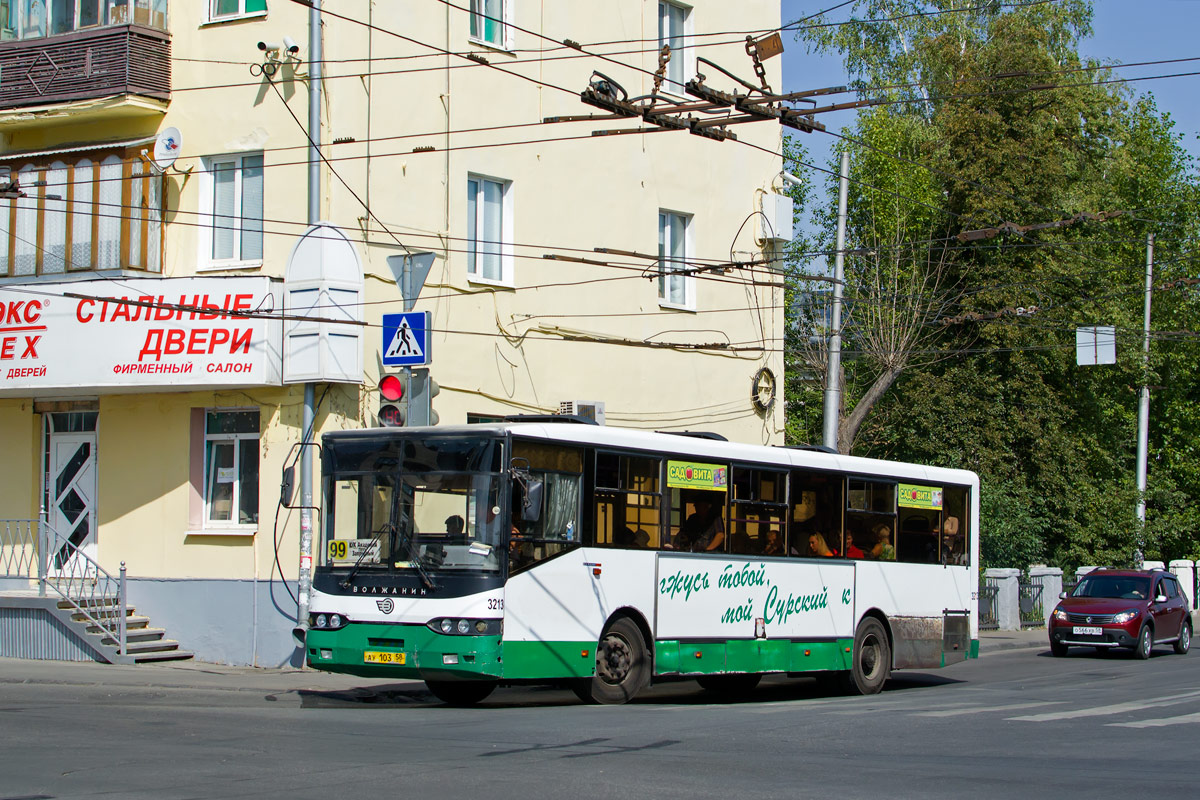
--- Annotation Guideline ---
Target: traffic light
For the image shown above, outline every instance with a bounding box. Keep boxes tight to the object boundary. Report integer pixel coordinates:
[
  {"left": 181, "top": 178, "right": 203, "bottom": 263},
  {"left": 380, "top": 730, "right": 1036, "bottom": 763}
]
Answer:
[
  {"left": 378, "top": 374, "right": 406, "bottom": 427},
  {"left": 409, "top": 368, "right": 440, "bottom": 426}
]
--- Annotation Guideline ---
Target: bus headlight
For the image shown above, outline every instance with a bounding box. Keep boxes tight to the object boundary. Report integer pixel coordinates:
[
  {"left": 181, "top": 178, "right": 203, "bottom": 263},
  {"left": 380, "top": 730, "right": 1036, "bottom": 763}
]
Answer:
[
  {"left": 309, "top": 613, "right": 349, "bottom": 630},
  {"left": 428, "top": 618, "right": 501, "bottom": 636}
]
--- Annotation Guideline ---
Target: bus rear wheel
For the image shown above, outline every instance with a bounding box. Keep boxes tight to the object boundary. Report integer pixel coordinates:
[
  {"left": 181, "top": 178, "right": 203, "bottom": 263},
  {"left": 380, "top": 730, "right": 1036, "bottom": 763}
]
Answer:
[
  {"left": 573, "top": 617, "right": 650, "bottom": 705},
  {"left": 425, "top": 679, "right": 497, "bottom": 706},
  {"left": 846, "top": 617, "right": 891, "bottom": 695}
]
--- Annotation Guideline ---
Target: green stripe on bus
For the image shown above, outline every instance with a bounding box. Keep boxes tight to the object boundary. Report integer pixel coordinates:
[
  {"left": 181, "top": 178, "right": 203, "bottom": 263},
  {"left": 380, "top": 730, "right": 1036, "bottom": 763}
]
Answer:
[
  {"left": 655, "top": 638, "right": 853, "bottom": 675},
  {"left": 500, "top": 640, "right": 596, "bottom": 679}
]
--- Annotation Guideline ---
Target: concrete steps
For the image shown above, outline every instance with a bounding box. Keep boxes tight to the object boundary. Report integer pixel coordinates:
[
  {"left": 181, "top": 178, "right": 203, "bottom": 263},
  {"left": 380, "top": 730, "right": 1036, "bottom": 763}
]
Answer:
[{"left": 58, "top": 599, "right": 193, "bottom": 664}]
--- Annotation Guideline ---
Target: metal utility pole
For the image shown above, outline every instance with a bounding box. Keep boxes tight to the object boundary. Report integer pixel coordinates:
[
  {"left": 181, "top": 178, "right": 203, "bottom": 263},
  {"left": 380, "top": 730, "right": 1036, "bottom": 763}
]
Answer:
[
  {"left": 296, "top": 0, "right": 323, "bottom": 640},
  {"left": 1135, "top": 233, "right": 1153, "bottom": 541},
  {"left": 822, "top": 151, "right": 850, "bottom": 452}
]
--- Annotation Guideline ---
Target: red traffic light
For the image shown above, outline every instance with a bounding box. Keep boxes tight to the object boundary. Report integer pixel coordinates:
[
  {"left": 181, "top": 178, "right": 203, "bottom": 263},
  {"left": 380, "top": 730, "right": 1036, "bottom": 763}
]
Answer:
[{"left": 379, "top": 374, "right": 405, "bottom": 402}]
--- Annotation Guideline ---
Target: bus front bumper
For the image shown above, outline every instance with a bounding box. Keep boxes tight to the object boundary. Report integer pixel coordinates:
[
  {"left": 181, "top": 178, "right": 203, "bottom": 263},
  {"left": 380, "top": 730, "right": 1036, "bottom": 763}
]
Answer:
[{"left": 305, "top": 623, "right": 503, "bottom": 681}]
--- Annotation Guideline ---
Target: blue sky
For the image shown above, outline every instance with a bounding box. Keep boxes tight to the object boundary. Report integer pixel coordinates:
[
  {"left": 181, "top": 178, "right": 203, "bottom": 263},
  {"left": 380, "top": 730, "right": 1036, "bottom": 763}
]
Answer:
[{"left": 779, "top": 0, "right": 1200, "bottom": 234}]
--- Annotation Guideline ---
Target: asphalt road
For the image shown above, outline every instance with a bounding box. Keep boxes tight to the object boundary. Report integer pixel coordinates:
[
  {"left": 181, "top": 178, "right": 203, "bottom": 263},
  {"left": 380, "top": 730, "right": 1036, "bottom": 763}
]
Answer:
[{"left": 1, "top": 642, "right": 1197, "bottom": 799}]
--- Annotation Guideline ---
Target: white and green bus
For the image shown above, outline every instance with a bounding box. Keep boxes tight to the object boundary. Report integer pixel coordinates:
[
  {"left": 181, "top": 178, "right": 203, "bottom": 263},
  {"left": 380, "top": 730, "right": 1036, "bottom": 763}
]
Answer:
[{"left": 303, "top": 420, "right": 979, "bottom": 705}]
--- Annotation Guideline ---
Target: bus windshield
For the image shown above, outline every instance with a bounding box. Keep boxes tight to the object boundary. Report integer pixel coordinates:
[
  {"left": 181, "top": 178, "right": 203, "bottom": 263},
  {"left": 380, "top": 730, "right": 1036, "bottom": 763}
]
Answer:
[{"left": 322, "top": 435, "right": 506, "bottom": 574}]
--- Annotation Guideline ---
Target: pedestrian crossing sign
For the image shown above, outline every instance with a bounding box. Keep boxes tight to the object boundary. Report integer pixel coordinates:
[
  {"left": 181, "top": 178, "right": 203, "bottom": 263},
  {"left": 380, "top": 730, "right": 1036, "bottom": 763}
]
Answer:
[{"left": 382, "top": 311, "right": 431, "bottom": 366}]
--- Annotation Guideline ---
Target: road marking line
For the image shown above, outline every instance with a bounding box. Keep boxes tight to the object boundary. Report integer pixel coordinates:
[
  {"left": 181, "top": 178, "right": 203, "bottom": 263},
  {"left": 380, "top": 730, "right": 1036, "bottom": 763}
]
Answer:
[
  {"left": 915, "top": 701, "right": 1065, "bottom": 717},
  {"left": 1108, "top": 711, "right": 1200, "bottom": 728},
  {"left": 1009, "top": 689, "right": 1200, "bottom": 722}
]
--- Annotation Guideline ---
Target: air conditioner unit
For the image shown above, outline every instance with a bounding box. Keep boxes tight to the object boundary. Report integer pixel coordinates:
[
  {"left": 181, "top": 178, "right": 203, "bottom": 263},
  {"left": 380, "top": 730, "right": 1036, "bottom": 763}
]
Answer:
[
  {"left": 558, "top": 400, "right": 606, "bottom": 425},
  {"left": 759, "top": 192, "right": 794, "bottom": 243}
]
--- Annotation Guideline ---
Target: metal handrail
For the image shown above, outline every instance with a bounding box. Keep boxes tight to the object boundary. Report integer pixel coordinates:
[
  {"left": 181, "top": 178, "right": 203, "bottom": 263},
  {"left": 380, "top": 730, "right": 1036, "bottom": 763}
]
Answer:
[
  {"left": 38, "top": 521, "right": 128, "bottom": 656},
  {"left": 0, "top": 520, "right": 39, "bottom": 579}
]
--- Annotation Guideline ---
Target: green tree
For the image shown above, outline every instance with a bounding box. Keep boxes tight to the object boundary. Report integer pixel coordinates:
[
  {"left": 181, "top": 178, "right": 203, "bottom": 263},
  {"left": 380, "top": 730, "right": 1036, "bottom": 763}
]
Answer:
[{"left": 788, "top": 1, "right": 1200, "bottom": 570}]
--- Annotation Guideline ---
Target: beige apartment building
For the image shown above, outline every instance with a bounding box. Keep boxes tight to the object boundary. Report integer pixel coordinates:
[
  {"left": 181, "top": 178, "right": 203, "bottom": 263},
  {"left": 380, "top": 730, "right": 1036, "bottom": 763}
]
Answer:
[{"left": 0, "top": 0, "right": 792, "bottom": 665}]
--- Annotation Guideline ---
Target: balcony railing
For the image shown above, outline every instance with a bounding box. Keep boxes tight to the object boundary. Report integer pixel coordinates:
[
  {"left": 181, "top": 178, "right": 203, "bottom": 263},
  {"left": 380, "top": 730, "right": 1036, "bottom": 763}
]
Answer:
[{"left": 0, "top": 23, "right": 169, "bottom": 111}]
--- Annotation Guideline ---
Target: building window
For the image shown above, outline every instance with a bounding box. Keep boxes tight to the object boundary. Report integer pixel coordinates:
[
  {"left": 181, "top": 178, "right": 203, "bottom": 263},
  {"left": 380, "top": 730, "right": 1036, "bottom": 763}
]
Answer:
[
  {"left": 467, "top": 174, "right": 512, "bottom": 284},
  {"left": 469, "top": 0, "right": 507, "bottom": 48},
  {"left": 208, "top": 0, "right": 265, "bottom": 22},
  {"left": 658, "top": 210, "right": 692, "bottom": 308},
  {"left": 0, "top": 0, "right": 168, "bottom": 39},
  {"left": 658, "top": 1, "right": 691, "bottom": 92},
  {"left": 0, "top": 150, "right": 161, "bottom": 277},
  {"left": 203, "top": 410, "right": 260, "bottom": 526},
  {"left": 200, "top": 153, "right": 264, "bottom": 268}
]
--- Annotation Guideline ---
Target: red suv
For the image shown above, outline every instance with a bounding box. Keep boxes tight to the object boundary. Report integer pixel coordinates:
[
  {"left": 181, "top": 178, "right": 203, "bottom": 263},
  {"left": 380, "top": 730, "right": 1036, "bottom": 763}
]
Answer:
[{"left": 1049, "top": 569, "right": 1193, "bottom": 658}]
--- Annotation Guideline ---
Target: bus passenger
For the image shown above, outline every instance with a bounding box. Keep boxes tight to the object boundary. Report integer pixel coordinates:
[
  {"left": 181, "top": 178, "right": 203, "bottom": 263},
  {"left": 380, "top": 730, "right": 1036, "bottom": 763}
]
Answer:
[
  {"left": 679, "top": 498, "right": 725, "bottom": 552},
  {"left": 761, "top": 529, "right": 784, "bottom": 556},
  {"left": 871, "top": 524, "right": 896, "bottom": 561},
  {"left": 809, "top": 532, "right": 838, "bottom": 557},
  {"left": 843, "top": 530, "right": 865, "bottom": 559}
]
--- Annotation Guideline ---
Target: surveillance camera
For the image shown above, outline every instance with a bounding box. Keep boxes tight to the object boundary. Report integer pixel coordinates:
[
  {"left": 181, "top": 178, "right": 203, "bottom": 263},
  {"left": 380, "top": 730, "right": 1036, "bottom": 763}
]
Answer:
[
  {"left": 779, "top": 171, "right": 803, "bottom": 188},
  {"left": 257, "top": 41, "right": 281, "bottom": 52},
  {"left": 282, "top": 36, "right": 299, "bottom": 55}
]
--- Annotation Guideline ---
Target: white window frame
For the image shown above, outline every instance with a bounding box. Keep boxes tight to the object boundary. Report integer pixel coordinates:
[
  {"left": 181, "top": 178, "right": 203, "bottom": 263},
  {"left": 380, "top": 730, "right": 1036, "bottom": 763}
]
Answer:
[
  {"left": 466, "top": 173, "right": 514, "bottom": 286},
  {"left": 200, "top": 408, "right": 260, "bottom": 532},
  {"left": 658, "top": 209, "right": 694, "bottom": 310},
  {"left": 658, "top": 0, "right": 694, "bottom": 95},
  {"left": 468, "top": 0, "right": 510, "bottom": 50},
  {"left": 198, "top": 152, "right": 264, "bottom": 271},
  {"left": 205, "top": 0, "right": 268, "bottom": 24}
]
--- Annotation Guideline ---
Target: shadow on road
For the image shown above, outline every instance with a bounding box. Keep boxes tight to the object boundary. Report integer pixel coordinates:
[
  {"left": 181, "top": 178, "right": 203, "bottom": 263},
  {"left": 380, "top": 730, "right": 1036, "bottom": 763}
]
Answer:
[{"left": 294, "top": 671, "right": 965, "bottom": 710}]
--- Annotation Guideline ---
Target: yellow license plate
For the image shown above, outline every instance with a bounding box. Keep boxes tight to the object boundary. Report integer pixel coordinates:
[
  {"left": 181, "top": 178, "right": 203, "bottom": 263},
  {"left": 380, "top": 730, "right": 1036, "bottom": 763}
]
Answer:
[{"left": 363, "top": 651, "right": 406, "bottom": 665}]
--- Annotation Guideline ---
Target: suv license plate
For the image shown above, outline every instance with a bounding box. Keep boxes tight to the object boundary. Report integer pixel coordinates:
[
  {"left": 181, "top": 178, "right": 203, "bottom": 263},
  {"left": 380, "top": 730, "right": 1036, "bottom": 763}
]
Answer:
[
  {"left": 1072, "top": 626, "right": 1103, "bottom": 636},
  {"left": 363, "top": 651, "right": 405, "bottom": 665}
]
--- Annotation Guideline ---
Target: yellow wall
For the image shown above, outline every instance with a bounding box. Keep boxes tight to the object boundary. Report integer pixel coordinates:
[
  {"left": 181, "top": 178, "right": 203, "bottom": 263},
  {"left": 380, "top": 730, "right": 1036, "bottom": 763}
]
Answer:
[
  {"left": 0, "top": 399, "right": 37, "bottom": 520},
  {"left": 3, "top": 1, "right": 789, "bottom": 580}
]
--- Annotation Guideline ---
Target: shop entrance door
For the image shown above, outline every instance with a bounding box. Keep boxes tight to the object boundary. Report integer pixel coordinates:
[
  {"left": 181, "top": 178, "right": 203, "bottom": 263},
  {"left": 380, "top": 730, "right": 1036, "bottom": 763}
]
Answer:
[{"left": 46, "top": 421, "right": 99, "bottom": 575}]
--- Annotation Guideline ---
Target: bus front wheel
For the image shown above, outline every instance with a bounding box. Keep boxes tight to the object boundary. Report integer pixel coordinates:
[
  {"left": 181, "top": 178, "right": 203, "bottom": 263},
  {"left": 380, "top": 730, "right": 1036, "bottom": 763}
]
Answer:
[
  {"left": 846, "top": 617, "right": 891, "bottom": 695},
  {"left": 425, "top": 679, "right": 497, "bottom": 706},
  {"left": 573, "top": 617, "right": 650, "bottom": 705}
]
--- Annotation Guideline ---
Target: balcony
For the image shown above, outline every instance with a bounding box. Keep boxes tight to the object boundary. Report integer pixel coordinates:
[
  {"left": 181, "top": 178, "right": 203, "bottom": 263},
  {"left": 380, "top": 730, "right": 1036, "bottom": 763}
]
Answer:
[{"left": 0, "top": 23, "right": 170, "bottom": 114}]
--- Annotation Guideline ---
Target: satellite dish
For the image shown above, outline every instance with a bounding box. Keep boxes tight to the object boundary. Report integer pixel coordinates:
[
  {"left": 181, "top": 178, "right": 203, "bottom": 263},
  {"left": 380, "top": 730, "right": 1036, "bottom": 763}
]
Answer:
[{"left": 151, "top": 127, "right": 182, "bottom": 172}]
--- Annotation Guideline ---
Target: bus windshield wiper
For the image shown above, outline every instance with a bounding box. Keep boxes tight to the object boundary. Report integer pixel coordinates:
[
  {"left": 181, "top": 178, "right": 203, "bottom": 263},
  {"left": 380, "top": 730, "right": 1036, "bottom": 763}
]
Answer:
[
  {"left": 339, "top": 523, "right": 394, "bottom": 589},
  {"left": 396, "top": 520, "right": 437, "bottom": 591}
]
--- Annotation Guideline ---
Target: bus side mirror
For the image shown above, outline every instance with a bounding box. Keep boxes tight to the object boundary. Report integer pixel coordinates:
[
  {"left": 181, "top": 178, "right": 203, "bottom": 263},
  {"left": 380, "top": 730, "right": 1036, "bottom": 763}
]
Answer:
[
  {"left": 523, "top": 479, "right": 544, "bottom": 523},
  {"left": 280, "top": 466, "right": 295, "bottom": 508}
]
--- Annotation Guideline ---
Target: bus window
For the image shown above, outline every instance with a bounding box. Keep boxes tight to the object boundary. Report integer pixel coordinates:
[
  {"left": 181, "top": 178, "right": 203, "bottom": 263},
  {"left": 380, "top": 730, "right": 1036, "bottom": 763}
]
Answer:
[
  {"left": 940, "top": 486, "right": 969, "bottom": 565},
  {"left": 323, "top": 474, "right": 394, "bottom": 567},
  {"left": 896, "top": 483, "right": 948, "bottom": 563},
  {"left": 594, "top": 452, "right": 662, "bottom": 549},
  {"left": 845, "top": 479, "right": 896, "bottom": 560},
  {"left": 790, "top": 470, "right": 843, "bottom": 557},
  {"left": 730, "top": 467, "right": 787, "bottom": 555},
  {"left": 510, "top": 441, "right": 585, "bottom": 570}
]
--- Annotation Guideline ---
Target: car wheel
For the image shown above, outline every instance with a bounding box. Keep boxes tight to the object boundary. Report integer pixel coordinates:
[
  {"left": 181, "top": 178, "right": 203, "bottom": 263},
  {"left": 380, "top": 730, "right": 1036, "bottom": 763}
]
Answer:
[
  {"left": 1050, "top": 640, "right": 1068, "bottom": 657},
  {"left": 846, "top": 617, "right": 891, "bottom": 695},
  {"left": 1174, "top": 620, "right": 1192, "bottom": 655},
  {"left": 1135, "top": 625, "right": 1153, "bottom": 660},
  {"left": 425, "top": 680, "right": 497, "bottom": 706},
  {"left": 573, "top": 617, "right": 650, "bottom": 705}
]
